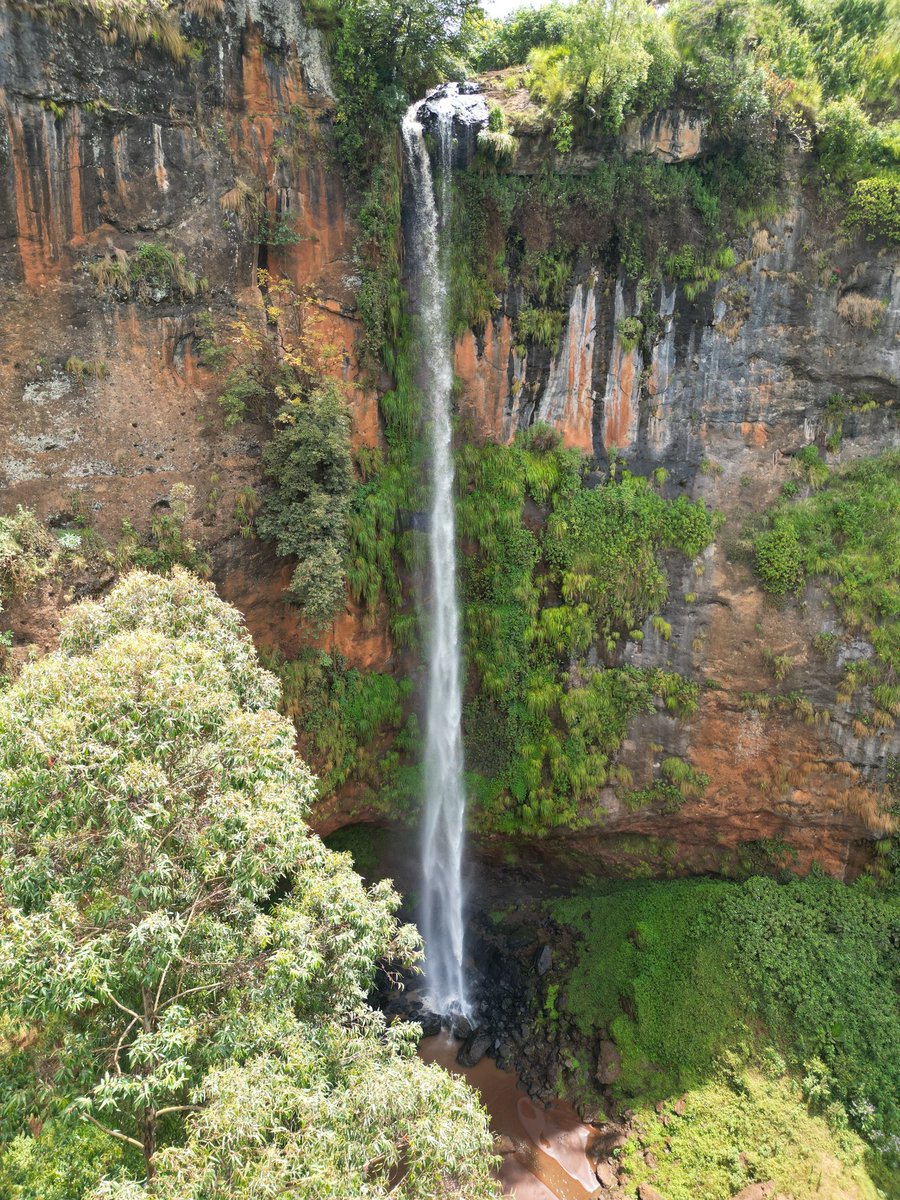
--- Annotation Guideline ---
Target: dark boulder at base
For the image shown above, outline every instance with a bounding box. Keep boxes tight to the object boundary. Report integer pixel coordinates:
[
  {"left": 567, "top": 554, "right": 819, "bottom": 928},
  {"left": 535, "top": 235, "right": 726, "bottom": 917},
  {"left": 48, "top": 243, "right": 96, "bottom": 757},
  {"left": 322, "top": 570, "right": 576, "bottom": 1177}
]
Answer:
[
  {"left": 448, "top": 1011, "right": 473, "bottom": 1039},
  {"left": 417, "top": 1010, "right": 442, "bottom": 1038},
  {"left": 595, "top": 1160, "right": 619, "bottom": 1188},
  {"left": 457, "top": 1030, "right": 493, "bottom": 1067},
  {"left": 588, "top": 1122, "right": 629, "bottom": 1159}
]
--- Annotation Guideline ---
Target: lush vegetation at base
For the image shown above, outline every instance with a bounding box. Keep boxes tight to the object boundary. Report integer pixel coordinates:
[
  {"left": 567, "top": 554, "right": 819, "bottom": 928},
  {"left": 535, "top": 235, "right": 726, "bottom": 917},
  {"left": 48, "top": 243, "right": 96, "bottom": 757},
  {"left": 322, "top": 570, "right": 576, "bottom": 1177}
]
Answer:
[
  {"left": 458, "top": 428, "right": 717, "bottom": 833},
  {"left": 264, "top": 647, "right": 419, "bottom": 811},
  {"left": 550, "top": 875, "right": 900, "bottom": 1163},
  {"left": 0, "top": 571, "right": 498, "bottom": 1200},
  {"left": 622, "top": 1066, "right": 893, "bottom": 1200}
]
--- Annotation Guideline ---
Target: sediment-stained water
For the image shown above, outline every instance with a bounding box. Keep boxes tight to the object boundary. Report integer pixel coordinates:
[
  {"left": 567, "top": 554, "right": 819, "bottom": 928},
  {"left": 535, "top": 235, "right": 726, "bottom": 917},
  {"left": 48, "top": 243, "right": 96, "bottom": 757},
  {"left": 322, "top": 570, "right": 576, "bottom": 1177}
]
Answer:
[{"left": 420, "top": 1033, "right": 599, "bottom": 1200}]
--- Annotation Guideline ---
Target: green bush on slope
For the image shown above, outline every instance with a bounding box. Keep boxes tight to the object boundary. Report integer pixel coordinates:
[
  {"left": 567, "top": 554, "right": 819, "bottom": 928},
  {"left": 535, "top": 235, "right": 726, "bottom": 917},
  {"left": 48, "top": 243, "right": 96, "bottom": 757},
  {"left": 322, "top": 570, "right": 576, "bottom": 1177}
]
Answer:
[
  {"left": 754, "top": 451, "right": 900, "bottom": 675},
  {"left": 551, "top": 874, "right": 900, "bottom": 1147}
]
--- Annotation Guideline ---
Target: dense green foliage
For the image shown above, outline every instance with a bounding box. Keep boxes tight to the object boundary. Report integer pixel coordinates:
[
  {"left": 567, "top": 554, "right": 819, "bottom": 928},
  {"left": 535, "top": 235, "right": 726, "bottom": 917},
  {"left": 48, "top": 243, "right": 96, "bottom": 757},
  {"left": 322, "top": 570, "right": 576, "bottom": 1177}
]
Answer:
[
  {"left": 265, "top": 648, "right": 417, "bottom": 808},
  {"left": 308, "top": 0, "right": 480, "bottom": 181},
  {"left": 0, "top": 571, "right": 498, "bottom": 1199},
  {"left": 478, "top": 0, "right": 898, "bottom": 242},
  {"left": 753, "top": 451, "right": 900, "bottom": 677},
  {"left": 551, "top": 875, "right": 900, "bottom": 1151},
  {"left": 457, "top": 428, "right": 716, "bottom": 832},
  {"left": 257, "top": 383, "right": 354, "bottom": 627},
  {"left": 471, "top": 2, "right": 570, "bottom": 72}
]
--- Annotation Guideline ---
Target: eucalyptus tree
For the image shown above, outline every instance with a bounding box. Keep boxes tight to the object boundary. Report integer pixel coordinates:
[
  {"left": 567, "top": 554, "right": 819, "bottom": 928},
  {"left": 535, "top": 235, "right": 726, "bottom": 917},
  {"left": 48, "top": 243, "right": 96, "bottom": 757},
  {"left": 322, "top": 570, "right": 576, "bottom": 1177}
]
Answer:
[{"left": 0, "top": 570, "right": 498, "bottom": 1199}]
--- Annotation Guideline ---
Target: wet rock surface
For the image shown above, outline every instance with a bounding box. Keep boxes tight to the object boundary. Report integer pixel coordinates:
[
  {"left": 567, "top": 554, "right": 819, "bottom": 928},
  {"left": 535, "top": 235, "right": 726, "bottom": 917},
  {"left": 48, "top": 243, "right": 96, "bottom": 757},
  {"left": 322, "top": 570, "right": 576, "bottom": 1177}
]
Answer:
[{"left": 415, "top": 81, "right": 489, "bottom": 169}]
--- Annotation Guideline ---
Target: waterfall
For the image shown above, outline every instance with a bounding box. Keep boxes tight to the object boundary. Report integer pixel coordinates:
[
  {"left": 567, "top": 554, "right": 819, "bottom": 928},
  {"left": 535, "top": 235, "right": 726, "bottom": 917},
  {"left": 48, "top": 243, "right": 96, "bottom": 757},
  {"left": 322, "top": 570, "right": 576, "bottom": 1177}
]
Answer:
[{"left": 401, "top": 97, "right": 469, "bottom": 1018}]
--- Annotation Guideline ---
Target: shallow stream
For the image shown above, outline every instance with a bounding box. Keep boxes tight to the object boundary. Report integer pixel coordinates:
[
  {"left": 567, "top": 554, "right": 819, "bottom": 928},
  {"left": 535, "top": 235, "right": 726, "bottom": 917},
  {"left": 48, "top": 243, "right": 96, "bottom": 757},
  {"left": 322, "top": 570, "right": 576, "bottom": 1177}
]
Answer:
[{"left": 419, "top": 1032, "right": 599, "bottom": 1200}]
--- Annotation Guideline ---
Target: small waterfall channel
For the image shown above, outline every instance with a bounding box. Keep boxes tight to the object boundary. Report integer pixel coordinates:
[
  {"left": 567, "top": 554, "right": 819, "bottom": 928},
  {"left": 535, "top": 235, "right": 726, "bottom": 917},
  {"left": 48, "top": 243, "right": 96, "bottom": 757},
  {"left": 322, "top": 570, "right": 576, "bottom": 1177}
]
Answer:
[{"left": 401, "top": 91, "right": 469, "bottom": 1017}]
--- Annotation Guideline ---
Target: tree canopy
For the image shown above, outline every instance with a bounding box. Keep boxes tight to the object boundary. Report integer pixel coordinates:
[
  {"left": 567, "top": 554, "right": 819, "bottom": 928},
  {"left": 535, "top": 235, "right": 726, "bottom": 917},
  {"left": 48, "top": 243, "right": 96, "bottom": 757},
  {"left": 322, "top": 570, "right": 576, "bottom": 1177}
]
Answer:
[{"left": 0, "top": 570, "right": 498, "bottom": 1199}]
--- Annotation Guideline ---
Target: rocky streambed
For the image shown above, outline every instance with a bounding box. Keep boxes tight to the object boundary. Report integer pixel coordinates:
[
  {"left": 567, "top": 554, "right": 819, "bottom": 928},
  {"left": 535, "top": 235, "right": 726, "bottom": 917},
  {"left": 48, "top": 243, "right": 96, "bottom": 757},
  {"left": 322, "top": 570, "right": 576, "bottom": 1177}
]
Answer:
[{"left": 375, "top": 863, "right": 638, "bottom": 1199}]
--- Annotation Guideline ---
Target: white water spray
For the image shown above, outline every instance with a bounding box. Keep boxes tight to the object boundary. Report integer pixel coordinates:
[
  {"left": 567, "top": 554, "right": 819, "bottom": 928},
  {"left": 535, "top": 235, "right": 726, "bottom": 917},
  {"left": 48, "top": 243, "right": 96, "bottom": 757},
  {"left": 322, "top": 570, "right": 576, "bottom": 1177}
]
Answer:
[{"left": 402, "top": 96, "right": 469, "bottom": 1017}]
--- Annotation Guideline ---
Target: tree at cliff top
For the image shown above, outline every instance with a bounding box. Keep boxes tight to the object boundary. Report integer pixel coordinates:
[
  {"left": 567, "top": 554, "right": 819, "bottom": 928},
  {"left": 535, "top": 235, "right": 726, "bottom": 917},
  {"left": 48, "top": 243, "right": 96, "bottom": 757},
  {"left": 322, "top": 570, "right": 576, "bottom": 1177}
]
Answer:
[
  {"left": 0, "top": 570, "right": 498, "bottom": 1199},
  {"left": 310, "top": 0, "right": 482, "bottom": 175},
  {"left": 527, "top": 0, "right": 679, "bottom": 130}
]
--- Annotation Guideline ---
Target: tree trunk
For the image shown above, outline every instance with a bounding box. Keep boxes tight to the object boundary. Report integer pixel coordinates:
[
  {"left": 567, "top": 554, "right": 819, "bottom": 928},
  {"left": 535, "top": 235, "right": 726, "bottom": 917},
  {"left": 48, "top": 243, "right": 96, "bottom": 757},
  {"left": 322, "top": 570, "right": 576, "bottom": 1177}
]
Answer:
[{"left": 143, "top": 1108, "right": 157, "bottom": 1187}]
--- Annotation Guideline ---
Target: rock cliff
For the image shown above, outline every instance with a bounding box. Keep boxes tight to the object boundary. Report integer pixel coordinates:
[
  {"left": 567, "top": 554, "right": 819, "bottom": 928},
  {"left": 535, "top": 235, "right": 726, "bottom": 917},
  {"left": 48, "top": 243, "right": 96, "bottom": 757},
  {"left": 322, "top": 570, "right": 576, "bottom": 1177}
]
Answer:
[
  {"left": 0, "top": 0, "right": 381, "bottom": 662},
  {"left": 1, "top": 7, "right": 897, "bottom": 880}
]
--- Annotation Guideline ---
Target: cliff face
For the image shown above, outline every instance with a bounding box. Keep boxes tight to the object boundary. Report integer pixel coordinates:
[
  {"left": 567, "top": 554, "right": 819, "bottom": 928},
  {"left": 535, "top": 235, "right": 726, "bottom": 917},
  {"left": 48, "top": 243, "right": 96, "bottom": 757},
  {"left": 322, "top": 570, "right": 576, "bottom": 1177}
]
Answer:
[
  {"left": 458, "top": 198, "right": 899, "bottom": 879},
  {"left": 1, "top": 10, "right": 897, "bottom": 879},
  {"left": 0, "top": 0, "right": 384, "bottom": 665}
]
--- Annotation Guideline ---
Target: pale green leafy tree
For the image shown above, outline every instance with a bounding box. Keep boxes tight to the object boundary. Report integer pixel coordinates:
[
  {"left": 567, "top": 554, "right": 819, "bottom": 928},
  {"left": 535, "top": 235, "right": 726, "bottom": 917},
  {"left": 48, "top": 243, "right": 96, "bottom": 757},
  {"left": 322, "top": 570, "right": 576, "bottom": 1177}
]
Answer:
[
  {"left": 0, "top": 570, "right": 498, "bottom": 1198},
  {"left": 528, "top": 0, "right": 660, "bottom": 129}
]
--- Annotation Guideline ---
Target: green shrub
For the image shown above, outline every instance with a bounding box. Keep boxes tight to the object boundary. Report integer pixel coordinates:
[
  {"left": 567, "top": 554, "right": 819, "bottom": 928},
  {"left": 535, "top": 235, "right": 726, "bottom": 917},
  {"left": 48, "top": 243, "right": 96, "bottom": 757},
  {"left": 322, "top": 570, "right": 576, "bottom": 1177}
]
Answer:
[
  {"left": 89, "top": 243, "right": 207, "bottom": 303},
  {"left": 257, "top": 383, "right": 354, "bottom": 628},
  {"left": 754, "top": 452, "right": 900, "bottom": 673},
  {"left": 846, "top": 175, "right": 900, "bottom": 241},
  {"left": 755, "top": 522, "right": 805, "bottom": 596},
  {"left": 0, "top": 507, "right": 56, "bottom": 601}
]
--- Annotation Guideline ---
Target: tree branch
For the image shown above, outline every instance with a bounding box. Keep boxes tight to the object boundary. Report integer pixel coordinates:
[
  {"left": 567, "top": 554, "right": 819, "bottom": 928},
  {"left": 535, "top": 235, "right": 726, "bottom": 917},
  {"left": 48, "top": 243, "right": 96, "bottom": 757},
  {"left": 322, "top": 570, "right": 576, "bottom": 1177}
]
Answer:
[
  {"left": 154, "top": 1104, "right": 201, "bottom": 1118},
  {"left": 82, "top": 1112, "right": 144, "bottom": 1151},
  {"left": 105, "top": 993, "right": 142, "bottom": 1022},
  {"left": 112, "top": 1015, "right": 139, "bottom": 1076}
]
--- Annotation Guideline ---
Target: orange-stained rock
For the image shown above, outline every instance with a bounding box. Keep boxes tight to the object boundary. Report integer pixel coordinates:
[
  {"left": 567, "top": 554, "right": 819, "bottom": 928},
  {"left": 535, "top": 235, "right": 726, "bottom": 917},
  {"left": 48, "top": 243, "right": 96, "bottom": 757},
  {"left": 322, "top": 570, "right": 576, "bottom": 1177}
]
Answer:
[
  {"left": 455, "top": 315, "right": 520, "bottom": 443},
  {"left": 537, "top": 281, "right": 596, "bottom": 453},
  {"left": 621, "top": 110, "right": 705, "bottom": 163}
]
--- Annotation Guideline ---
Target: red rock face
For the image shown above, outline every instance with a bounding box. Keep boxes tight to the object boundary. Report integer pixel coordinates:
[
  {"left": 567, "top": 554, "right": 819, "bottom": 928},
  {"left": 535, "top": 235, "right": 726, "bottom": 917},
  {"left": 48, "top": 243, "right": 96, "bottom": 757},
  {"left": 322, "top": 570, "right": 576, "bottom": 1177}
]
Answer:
[
  {"left": 0, "top": 7, "right": 388, "bottom": 673},
  {"left": 455, "top": 317, "right": 519, "bottom": 444}
]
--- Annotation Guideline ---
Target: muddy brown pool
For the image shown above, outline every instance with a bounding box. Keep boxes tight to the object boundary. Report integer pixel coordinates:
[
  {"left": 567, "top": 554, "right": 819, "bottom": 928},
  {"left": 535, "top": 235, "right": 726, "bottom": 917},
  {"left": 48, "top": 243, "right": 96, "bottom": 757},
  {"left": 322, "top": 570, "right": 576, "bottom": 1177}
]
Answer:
[{"left": 419, "top": 1032, "right": 599, "bottom": 1199}]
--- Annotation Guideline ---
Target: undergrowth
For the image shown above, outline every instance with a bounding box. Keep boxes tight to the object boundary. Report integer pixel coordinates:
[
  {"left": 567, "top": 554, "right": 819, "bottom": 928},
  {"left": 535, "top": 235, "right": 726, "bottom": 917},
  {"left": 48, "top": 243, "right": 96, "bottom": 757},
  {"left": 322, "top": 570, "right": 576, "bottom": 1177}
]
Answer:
[
  {"left": 551, "top": 874, "right": 900, "bottom": 1157},
  {"left": 458, "top": 426, "right": 719, "bottom": 833},
  {"left": 264, "top": 648, "right": 417, "bottom": 809}
]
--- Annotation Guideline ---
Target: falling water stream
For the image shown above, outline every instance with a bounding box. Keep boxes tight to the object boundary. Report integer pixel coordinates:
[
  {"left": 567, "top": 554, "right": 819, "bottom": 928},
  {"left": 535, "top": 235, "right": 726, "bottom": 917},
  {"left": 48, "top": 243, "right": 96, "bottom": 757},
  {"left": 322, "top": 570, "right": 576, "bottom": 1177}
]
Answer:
[
  {"left": 400, "top": 88, "right": 601, "bottom": 1199},
  {"left": 401, "top": 96, "right": 469, "bottom": 1016}
]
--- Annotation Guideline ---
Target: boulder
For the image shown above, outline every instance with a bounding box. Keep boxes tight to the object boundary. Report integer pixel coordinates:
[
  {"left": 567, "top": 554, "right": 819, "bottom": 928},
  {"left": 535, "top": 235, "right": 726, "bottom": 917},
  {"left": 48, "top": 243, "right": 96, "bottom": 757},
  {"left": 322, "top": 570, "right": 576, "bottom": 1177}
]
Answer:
[
  {"left": 448, "top": 1011, "right": 473, "bottom": 1039},
  {"left": 596, "top": 1039, "right": 622, "bottom": 1086},
  {"left": 535, "top": 944, "right": 553, "bottom": 975},
  {"left": 457, "top": 1030, "right": 493, "bottom": 1067},
  {"left": 589, "top": 1122, "right": 629, "bottom": 1159},
  {"left": 415, "top": 82, "right": 488, "bottom": 169},
  {"left": 417, "top": 1009, "right": 442, "bottom": 1038},
  {"left": 638, "top": 1185, "right": 667, "bottom": 1200},
  {"left": 595, "top": 1160, "right": 619, "bottom": 1188}
]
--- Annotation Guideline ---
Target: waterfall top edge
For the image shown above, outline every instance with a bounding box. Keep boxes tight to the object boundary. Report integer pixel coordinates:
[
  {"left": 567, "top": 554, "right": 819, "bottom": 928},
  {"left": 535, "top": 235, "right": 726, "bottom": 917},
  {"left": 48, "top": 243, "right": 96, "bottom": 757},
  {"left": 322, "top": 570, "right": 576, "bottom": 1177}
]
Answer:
[{"left": 411, "top": 81, "right": 489, "bottom": 129}]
